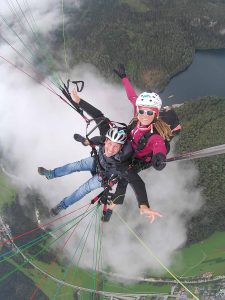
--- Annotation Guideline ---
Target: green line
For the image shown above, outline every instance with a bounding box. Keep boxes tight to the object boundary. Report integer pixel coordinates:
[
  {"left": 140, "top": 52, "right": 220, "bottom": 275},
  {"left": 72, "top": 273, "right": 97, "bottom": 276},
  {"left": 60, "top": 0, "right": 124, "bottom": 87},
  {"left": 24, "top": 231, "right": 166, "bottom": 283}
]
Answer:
[
  {"left": 52, "top": 206, "right": 99, "bottom": 299},
  {"left": 22, "top": 0, "right": 63, "bottom": 87},
  {"left": 95, "top": 210, "right": 103, "bottom": 292},
  {"left": 61, "top": 0, "right": 70, "bottom": 78},
  {"left": 15, "top": 0, "right": 63, "bottom": 86},
  {"left": 3, "top": 1, "right": 63, "bottom": 88},
  {"left": 0, "top": 207, "right": 95, "bottom": 263},
  {"left": 115, "top": 211, "right": 199, "bottom": 300},
  {"left": 92, "top": 207, "right": 99, "bottom": 290},
  {"left": 0, "top": 206, "right": 96, "bottom": 284}
]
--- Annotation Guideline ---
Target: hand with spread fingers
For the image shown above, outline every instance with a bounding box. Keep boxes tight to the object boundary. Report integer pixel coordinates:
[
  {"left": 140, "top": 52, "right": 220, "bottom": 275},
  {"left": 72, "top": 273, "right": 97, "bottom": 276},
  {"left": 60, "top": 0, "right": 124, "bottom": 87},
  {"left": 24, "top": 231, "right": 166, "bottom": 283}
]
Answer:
[
  {"left": 139, "top": 205, "right": 162, "bottom": 223},
  {"left": 71, "top": 88, "right": 80, "bottom": 104}
]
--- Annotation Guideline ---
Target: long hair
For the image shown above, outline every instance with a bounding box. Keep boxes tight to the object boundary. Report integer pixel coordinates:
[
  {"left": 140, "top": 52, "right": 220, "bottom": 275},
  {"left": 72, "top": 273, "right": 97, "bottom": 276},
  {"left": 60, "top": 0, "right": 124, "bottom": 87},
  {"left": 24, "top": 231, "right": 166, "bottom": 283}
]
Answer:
[
  {"left": 154, "top": 117, "right": 173, "bottom": 140},
  {"left": 129, "top": 114, "right": 173, "bottom": 140}
]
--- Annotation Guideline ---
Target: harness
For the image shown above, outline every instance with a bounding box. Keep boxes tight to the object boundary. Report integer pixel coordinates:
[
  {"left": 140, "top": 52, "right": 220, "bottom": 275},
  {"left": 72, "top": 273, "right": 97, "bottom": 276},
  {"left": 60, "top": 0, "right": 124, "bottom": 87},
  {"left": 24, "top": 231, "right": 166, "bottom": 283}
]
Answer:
[
  {"left": 127, "top": 120, "right": 154, "bottom": 168},
  {"left": 85, "top": 121, "right": 122, "bottom": 209},
  {"left": 127, "top": 109, "right": 177, "bottom": 170},
  {"left": 59, "top": 81, "right": 119, "bottom": 212}
]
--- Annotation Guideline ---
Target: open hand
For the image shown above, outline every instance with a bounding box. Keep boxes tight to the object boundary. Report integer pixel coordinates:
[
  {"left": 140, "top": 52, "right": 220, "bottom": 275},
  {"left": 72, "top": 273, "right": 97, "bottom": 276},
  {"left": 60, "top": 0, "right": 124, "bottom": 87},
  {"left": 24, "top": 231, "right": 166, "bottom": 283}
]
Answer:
[{"left": 139, "top": 205, "right": 162, "bottom": 223}]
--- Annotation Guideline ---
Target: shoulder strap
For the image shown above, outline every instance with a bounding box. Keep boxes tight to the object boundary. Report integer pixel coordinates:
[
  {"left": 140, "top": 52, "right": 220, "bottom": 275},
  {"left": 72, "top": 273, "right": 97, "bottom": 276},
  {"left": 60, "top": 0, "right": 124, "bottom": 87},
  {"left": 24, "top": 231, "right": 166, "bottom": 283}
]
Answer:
[{"left": 127, "top": 119, "right": 137, "bottom": 134}]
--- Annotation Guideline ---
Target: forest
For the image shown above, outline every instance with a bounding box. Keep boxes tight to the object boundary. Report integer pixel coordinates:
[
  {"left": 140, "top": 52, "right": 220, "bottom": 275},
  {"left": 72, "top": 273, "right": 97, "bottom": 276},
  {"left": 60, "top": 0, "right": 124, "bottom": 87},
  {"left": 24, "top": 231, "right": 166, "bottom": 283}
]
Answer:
[
  {"left": 51, "top": 0, "right": 225, "bottom": 91},
  {"left": 175, "top": 97, "right": 225, "bottom": 243}
]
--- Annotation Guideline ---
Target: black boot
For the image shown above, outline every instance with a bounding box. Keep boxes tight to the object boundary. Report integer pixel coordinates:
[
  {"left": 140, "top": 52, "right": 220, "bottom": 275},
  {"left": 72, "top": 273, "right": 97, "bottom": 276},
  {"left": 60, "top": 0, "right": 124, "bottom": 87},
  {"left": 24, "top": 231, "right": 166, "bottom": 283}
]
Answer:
[
  {"left": 50, "top": 203, "right": 64, "bottom": 216},
  {"left": 102, "top": 209, "right": 113, "bottom": 222},
  {"left": 38, "top": 167, "right": 53, "bottom": 179}
]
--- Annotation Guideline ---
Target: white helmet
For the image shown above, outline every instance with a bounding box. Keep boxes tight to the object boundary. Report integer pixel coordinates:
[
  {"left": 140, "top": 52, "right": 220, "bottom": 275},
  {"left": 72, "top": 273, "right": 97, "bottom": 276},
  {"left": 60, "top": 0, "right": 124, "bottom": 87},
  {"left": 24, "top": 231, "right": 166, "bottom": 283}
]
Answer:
[
  {"left": 136, "top": 92, "right": 162, "bottom": 113},
  {"left": 105, "top": 127, "right": 127, "bottom": 144}
]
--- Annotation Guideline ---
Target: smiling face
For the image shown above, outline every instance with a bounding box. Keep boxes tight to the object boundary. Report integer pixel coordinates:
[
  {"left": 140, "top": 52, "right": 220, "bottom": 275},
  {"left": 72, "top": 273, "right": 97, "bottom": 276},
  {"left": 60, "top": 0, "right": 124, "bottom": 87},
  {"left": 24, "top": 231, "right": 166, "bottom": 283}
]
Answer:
[
  {"left": 104, "top": 138, "right": 123, "bottom": 157},
  {"left": 137, "top": 106, "right": 156, "bottom": 126}
]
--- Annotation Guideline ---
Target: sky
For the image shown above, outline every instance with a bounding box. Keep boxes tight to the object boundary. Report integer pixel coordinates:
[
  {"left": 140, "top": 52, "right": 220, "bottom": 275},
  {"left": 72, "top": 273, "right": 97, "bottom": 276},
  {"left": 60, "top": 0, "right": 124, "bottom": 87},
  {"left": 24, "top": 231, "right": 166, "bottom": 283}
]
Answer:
[{"left": 0, "top": 0, "right": 203, "bottom": 280}]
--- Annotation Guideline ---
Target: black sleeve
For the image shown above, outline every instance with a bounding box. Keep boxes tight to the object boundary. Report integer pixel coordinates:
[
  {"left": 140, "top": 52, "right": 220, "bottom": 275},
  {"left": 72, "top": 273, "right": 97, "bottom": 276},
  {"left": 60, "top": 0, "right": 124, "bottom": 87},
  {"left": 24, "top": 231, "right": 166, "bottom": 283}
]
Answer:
[
  {"left": 111, "top": 180, "right": 128, "bottom": 205},
  {"left": 89, "top": 136, "right": 105, "bottom": 145},
  {"left": 125, "top": 170, "right": 150, "bottom": 207},
  {"left": 79, "top": 99, "right": 110, "bottom": 136}
]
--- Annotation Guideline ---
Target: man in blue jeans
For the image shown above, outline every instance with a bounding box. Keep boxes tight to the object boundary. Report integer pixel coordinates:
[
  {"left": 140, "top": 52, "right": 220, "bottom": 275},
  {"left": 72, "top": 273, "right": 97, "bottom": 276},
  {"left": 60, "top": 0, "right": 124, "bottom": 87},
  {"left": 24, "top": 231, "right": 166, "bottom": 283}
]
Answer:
[{"left": 38, "top": 90, "right": 162, "bottom": 223}]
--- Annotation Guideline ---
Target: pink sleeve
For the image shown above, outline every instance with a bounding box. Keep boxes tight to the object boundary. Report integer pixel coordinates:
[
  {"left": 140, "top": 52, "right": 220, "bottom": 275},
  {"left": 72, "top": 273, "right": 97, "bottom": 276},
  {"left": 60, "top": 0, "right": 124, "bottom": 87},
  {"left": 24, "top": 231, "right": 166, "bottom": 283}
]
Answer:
[
  {"left": 149, "top": 134, "right": 167, "bottom": 156},
  {"left": 122, "top": 77, "right": 138, "bottom": 115}
]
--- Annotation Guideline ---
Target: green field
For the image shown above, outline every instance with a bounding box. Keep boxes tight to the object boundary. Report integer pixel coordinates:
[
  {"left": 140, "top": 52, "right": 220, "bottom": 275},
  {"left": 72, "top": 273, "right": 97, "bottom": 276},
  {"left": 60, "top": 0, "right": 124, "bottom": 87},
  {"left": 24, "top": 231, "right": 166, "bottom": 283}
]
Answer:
[
  {"left": 7, "top": 258, "right": 171, "bottom": 299},
  {"left": 8, "top": 232, "right": 225, "bottom": 298},
  {"left": 34, "top": 230, "right": 225, "bottom": 297},
  {"left": 4, "top": 226, "right": 225, "bottom": 299},
  {"left": 172, "top": 231, "right": 225, "bottom": 277}
]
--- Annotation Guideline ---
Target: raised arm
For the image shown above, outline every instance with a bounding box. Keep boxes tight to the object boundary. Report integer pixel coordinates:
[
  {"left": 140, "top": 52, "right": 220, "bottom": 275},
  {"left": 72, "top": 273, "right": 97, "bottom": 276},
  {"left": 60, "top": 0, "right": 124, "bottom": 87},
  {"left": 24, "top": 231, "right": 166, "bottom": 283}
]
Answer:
[
  {"left": 114, "top": 64, "right": 138, "bottom": 116},
  {"left": 71, "top": 89, "right": 110, "bottom": 136}
]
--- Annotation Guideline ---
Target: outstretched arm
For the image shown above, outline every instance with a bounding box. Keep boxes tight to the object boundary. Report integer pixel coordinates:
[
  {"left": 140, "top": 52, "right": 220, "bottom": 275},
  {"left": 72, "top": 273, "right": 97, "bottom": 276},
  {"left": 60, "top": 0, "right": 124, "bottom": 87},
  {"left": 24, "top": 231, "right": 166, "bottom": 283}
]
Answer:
[{"left": 126, "top": 169, "right": 162, "bottom": 223}]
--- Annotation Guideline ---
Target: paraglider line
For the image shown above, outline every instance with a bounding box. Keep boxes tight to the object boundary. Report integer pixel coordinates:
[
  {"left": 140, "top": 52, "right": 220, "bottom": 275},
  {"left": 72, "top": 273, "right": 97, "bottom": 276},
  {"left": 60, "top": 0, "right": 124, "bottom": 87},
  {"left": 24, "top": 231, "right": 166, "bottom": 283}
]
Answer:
[
  {"left": 115, "top": 211, "right": 199, "bottom": 300},
  {"left": 0, "top": 202, "right": 90, "bottom": 248},
  {"left": 52, "top": 205, "right": 99, "bottom": 299},
  {"left": 0, "top": 33, "right": 59, "bottom": 91},
  {"left": 61, "top": 0, "right": 70, "bottom": 78},
  {"left": 29, "top": 203, "right": 92, "bottom": 300},
  {"left": 0, "top": 205, "right": 96, "bottom": 286},
  {"left": 0, "top": 54, "right": 82, "bottom": 112}
]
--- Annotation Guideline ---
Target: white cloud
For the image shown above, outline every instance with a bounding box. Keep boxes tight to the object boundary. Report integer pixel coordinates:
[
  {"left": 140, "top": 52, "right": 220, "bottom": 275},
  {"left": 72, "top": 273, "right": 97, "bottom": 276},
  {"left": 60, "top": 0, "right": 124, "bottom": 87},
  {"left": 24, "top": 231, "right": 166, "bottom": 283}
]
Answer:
[{"left": 0, "top": 1, "right": 203, "bottom": 280}]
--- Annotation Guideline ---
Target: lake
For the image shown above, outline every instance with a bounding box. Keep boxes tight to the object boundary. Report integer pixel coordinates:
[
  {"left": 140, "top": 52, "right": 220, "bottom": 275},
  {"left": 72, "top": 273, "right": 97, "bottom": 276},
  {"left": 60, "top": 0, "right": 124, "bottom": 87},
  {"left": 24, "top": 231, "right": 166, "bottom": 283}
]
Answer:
[{"left": 159, "top": 49, "right": 225, "bottom": 105}]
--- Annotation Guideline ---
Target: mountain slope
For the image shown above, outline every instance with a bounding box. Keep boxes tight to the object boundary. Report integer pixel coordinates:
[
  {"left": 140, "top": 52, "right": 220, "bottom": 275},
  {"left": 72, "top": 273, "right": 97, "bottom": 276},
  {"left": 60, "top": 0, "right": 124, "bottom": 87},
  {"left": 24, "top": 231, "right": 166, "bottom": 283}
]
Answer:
[
  {"left": 54, "top": 0, "right": 225, "bottom": 90},
  {"left": 175, "top": 97, "right": 225, "bottom": 243}
]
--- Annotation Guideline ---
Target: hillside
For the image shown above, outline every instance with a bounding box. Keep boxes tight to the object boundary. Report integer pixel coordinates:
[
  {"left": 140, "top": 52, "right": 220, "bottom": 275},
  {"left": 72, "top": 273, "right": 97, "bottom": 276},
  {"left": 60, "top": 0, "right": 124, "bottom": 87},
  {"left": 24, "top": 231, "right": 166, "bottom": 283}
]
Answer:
[
  {"left": 52, "top": 0, "right": 225, "bottom": 91},
  {"left": 175, "top": 97, "right": 225, "bottom": 243}
]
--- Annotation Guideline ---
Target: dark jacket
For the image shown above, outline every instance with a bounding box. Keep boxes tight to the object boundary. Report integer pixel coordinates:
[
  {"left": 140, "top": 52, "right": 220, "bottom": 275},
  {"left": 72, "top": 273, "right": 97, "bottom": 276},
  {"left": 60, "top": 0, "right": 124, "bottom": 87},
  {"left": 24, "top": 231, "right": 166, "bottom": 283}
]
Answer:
[{"left": 74, "top": 99, "right": 150, "bottom": 207}]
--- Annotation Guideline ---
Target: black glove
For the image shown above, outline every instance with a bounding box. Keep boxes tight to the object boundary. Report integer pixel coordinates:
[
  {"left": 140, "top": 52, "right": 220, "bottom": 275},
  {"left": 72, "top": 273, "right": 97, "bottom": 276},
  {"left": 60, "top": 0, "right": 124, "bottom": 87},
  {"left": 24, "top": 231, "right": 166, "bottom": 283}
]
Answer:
[
  {"left": 113, "top": 64, "right": 126, "bottom": 79},
  {"left": 152, "top": 153, "right": 166, "bottom": 171},
  {"left": 73, "top": 134, "right": 87, "bottom": 146}
]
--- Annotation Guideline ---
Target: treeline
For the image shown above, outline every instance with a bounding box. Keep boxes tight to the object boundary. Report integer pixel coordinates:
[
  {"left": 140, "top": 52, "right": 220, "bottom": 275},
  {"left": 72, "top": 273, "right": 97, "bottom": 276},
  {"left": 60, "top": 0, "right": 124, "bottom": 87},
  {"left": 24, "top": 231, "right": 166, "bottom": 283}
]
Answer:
[
  {"left": 52, "top": 0, "right": 225, "bottom": 90},
  {"left": 175, "top": 97, "right": 225, "bottom": 243}
]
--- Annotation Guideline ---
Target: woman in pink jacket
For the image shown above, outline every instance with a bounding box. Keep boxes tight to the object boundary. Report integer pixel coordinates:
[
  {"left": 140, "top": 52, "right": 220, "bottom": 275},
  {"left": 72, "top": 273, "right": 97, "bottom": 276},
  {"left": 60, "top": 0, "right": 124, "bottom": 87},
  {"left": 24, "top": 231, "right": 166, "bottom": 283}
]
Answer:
[
  {"left": 103, "top": 65, "right": 181, "bottom": 221},
  {"left": 114, "top": 64, "right": 181, "bottom": 169}
]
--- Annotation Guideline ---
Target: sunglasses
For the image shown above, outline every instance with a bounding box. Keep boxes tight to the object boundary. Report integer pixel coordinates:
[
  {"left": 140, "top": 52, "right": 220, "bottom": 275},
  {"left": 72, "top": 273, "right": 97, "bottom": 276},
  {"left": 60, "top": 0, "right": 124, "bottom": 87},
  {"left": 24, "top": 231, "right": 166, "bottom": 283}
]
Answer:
[{"left": 138, "top": 109, "right": 155, "bottom": 116}]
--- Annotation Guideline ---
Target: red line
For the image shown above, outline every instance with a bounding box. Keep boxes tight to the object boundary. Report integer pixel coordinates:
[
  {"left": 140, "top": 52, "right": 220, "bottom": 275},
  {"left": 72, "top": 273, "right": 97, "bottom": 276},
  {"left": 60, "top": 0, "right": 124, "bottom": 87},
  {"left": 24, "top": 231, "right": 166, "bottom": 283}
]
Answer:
[
  {"left": 29, "top": 204, "right": 92, "bottom": 300},
  {"left": 0, "top": 55, "right": 57, "bottom": 95},
  {"left": 0, "top": 203, "right": 90, "bottom": 248},
  {"left": 0, "top": 33, "right": 57, "bottom": 93},
  {"left": 0, "top": 54, "right": 90, "bottom": 120}
]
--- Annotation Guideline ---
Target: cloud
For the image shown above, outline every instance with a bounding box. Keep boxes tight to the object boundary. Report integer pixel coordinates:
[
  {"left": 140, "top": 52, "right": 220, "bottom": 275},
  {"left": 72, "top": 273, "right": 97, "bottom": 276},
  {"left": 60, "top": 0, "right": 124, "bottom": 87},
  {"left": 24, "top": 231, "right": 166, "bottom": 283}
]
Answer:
[{"left": 0, "top": 1, "right": 203, "bottom": 280}]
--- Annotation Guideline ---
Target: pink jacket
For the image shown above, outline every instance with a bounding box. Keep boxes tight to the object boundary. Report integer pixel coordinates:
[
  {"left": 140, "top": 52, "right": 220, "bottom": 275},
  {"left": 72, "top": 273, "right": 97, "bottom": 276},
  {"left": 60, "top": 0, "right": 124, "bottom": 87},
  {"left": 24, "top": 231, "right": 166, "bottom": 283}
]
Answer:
[{"left": 121, "top": 77, "right": 167, "bottom": 162}]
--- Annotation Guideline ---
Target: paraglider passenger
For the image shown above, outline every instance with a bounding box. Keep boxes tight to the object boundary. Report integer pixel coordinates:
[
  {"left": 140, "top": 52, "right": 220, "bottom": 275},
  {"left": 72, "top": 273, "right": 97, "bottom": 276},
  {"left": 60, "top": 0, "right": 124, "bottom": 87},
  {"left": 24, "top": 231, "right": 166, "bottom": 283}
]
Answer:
[{"left": 38, "top": 90, "right": 161, "bottom": 223}]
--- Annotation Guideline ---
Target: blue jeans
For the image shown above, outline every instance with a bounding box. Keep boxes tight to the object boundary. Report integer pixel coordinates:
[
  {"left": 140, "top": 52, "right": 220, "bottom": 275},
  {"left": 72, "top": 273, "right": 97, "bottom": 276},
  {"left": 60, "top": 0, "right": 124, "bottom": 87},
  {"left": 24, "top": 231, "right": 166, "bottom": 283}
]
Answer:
[{"left": 52, "top": 157, "right": 102, "bottom": 209}]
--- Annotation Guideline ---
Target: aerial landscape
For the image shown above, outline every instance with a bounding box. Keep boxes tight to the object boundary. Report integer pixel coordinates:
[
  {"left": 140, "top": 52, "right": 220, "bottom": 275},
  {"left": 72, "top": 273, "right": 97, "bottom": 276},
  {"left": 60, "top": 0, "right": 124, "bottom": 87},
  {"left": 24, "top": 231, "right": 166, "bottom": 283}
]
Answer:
[{"left": 0, "top": 1, "right": 225, "bottom": 299}]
